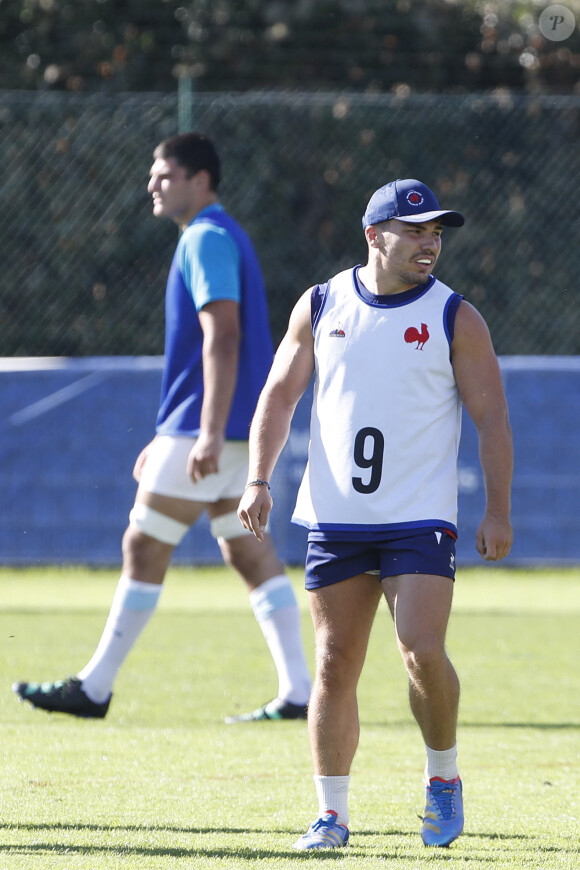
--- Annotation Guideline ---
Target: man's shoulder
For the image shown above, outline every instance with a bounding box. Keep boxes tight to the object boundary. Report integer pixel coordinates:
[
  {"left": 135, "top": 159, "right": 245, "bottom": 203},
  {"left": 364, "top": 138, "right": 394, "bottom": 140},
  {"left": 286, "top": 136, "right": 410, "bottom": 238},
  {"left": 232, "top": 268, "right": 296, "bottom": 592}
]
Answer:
[
  {"left": 193, "top": 206, "right": 246, "bottom": 236},
  {"left": 311, "top": 267, "right": 358, "bottom": 323},
  {"left": 316, "top": 267, "right": 357, "bottom": 297},
  {"left": 429, "top": 276, "right": 460, "bottom": 300},
  {"left": 184, "top": 215, "right": 229, "bottom": 239},
  {"left": 179, "top": 218, "right": 238, "bottom": 260}
]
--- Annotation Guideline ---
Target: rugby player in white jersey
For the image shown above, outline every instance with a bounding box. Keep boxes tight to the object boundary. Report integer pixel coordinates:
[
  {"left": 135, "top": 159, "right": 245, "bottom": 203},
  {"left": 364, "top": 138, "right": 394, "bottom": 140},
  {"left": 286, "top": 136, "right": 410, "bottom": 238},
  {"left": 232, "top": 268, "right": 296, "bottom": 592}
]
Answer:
[{"left": 239, "top": 178, "right": 513, "bottom": 849}]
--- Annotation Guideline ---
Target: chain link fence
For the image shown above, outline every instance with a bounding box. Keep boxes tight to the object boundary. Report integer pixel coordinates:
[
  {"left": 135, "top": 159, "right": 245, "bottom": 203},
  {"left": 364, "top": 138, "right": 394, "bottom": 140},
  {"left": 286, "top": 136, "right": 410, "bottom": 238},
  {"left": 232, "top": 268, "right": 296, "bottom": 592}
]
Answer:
[{"left": 1, "top": 89, "right": 579, "bottom": 356}]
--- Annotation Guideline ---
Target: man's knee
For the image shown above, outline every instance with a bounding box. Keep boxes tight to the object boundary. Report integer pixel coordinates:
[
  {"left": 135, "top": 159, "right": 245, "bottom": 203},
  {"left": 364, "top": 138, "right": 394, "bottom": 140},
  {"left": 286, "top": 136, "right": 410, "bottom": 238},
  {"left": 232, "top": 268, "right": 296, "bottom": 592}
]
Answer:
[
  {"left": 217, "top": 523, "right": 283, "bottom": 581},
  {"left": 398, "top": 635, "right": 449, "bottom": 678},
  {"left": 314, "top": 634, "right": 365, "bottom": 689},
  {"left": 121, "top": 522, "right": 176, "bottom": 582},
  {"left": 122, "top": 523, "right": 165, "bottom": 559}
]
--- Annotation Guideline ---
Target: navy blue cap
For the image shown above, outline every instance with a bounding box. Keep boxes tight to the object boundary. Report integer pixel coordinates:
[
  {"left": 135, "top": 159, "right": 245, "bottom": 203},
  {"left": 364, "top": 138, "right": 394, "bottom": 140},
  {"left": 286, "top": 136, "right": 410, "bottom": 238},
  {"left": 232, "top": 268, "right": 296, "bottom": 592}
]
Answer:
[{"left": 362, "top": 179, "right": 465, "bottom": 229}]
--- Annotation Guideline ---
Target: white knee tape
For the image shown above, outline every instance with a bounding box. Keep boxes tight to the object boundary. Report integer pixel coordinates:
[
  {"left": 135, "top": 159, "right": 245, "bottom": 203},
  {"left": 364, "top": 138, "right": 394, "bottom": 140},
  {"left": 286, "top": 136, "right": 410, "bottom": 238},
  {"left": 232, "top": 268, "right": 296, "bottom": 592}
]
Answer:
[
  {"left": 210, "top": 510, "right": 253, "bottom": 542},
  {"left": 129, "top": 503, "right": 189, "bottom": 546}
]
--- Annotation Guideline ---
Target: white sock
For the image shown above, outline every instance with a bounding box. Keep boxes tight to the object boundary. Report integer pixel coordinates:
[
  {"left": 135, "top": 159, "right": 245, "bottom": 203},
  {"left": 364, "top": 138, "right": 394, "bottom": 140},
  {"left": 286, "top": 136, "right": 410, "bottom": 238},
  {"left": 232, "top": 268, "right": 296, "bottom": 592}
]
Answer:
[
  {"left": 249, "top": 574, "right": 311, "bottom": 705},
  {"left": 78, "top": 575, "right": 162, "bottom": 703},
  {"left": 313, "top": 775, "right": 350, "bottom": 827},
  {"left": 424, "top": 743, "right": 459, "bottom": 782}
]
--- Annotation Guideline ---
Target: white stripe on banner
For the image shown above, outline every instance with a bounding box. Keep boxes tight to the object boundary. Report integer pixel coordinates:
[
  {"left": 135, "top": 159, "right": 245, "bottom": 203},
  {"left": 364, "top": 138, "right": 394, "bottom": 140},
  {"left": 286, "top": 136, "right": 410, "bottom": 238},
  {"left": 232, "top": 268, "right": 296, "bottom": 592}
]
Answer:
[{"left": 8, "top": 372, "right": 107, "bottom": 426}]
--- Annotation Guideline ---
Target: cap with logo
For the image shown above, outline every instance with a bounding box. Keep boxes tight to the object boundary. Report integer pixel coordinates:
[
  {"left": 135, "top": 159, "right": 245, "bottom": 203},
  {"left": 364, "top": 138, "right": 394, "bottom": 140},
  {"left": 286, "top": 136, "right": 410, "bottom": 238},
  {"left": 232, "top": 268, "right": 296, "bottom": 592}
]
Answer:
[{"left": 362, "top": 179, "right": 465, "bottom": 228}]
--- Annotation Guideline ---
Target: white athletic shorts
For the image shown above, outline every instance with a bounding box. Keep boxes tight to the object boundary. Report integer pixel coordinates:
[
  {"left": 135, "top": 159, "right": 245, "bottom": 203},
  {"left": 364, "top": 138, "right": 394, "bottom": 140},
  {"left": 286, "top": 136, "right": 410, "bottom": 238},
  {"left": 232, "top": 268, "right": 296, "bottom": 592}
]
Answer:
[{"left": 138, "top": 435, "right": 249, "bottom": 503}]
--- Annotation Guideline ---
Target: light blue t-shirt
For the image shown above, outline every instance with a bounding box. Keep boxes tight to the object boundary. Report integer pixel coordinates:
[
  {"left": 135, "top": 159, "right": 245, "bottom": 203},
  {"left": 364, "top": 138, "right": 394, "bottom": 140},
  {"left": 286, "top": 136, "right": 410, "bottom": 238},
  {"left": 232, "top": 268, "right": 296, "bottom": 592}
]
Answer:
[{"left": 178, "top": 217, "right": 241, "bottom": 310}]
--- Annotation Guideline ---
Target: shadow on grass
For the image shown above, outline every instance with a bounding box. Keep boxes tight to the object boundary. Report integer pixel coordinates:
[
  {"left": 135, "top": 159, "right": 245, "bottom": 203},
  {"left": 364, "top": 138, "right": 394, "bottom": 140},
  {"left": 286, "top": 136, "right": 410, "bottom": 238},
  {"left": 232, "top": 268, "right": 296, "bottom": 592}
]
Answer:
[
  {"left": 469, "top": 723, "right": 580, "bottom": 730},
  {"left": 0, "top": 823, "right": 534, "bottom": 840},
  {"left": 0, "top": 823, "right": 557, "bottom": 863},
  {"left": 365, "top": 720, "right": 580, "bottom": 730},
  {"left": 1, "top": 823, "right": 277, "bottom": 835},
  {"left": 0, "top": 844, "right": 347, "bottom": 861}
]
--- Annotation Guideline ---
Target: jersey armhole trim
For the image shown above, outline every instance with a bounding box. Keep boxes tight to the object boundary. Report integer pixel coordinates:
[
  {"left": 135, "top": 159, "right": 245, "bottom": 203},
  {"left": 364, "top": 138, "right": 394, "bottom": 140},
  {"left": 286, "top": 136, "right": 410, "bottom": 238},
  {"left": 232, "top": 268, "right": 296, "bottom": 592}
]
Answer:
[
  {"left": 311, "top": 282, "right": 330, "bottom": 334},
  {"left": 444, "top": 292, "right": 464, "bottom": 352}
]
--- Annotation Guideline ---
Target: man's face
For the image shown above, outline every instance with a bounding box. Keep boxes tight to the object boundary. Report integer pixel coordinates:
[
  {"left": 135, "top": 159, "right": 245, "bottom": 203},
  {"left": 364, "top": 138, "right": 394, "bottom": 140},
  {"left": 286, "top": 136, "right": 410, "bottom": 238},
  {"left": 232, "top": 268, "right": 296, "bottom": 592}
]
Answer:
[
  {"left": 374, "top": 218, "right": 443, "bottom": 289},
  {"left": 147, "top": 156, "right": 198, "bottom": 224}
]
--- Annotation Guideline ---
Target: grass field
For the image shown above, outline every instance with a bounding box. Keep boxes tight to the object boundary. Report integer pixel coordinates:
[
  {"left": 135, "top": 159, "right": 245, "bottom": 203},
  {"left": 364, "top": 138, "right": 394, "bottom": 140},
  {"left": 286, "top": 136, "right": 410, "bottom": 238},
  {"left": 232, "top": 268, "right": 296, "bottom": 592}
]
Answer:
[{"left": 1, "top": 565, "right": 579, "bottom": 869}]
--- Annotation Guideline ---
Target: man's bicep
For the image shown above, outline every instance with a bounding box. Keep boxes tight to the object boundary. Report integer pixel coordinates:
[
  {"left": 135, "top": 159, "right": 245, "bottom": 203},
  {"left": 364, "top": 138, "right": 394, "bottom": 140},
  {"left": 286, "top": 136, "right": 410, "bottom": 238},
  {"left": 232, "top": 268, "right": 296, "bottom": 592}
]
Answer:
[
  {"left": 198, "top": 299, "right": 241, "bottom": 342},
  {"left": 452, "top": 301, "right": 507, "bottom": 425}
]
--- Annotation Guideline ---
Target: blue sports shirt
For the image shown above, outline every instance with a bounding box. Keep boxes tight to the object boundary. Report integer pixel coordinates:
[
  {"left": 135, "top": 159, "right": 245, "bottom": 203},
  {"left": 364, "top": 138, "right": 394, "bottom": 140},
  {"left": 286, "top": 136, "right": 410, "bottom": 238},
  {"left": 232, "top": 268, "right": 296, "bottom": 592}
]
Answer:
[{"left": 155, "top": 204, "right": 274, "bottom": 439}]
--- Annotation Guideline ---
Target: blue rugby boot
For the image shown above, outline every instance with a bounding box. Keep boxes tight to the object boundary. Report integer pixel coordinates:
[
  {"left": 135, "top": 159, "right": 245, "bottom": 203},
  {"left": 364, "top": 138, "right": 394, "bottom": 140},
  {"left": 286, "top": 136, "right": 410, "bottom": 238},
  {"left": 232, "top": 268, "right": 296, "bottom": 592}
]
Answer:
[
  {"left": 421, "top": 776, "right": 464, "bottom": 847},
  {"left": 293, "top": 811, "right": 349, "bottom": 850}
]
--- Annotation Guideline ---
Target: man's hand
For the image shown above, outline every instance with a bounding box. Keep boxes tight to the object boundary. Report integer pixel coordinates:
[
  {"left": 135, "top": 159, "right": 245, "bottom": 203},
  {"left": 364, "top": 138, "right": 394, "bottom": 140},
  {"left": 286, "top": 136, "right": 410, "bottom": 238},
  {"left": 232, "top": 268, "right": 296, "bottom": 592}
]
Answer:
[
  {"left": 475, "top": 514, "right": 513, "bottom": 561},
  {"left": 238, "top": 485, "right": 273, "bottom": 543},
  {"left": 187, "top": 432, "right": 224, "bottom": 482}
]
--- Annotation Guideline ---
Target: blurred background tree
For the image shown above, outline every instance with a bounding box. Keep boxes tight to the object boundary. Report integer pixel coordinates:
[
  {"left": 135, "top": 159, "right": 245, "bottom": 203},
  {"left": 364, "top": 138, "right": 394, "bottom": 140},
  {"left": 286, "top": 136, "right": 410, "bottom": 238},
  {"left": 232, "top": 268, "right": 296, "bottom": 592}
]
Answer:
[
  {"left": 1, "top": 0, "right": 578, "bottom": 95},
  {"left": 1, "top": 2, "right": 578, "bottom": 357}
]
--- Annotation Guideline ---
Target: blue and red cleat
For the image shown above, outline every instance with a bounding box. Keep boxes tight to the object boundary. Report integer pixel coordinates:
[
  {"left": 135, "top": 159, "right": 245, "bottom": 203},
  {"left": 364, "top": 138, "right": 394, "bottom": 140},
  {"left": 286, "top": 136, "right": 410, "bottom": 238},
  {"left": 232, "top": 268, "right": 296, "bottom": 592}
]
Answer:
[
  {"left": 421, "top": 776, "right": 464, "bottom": 847},
  {"left": 293, "top": 811, "right": 349, "bottom": 850}
]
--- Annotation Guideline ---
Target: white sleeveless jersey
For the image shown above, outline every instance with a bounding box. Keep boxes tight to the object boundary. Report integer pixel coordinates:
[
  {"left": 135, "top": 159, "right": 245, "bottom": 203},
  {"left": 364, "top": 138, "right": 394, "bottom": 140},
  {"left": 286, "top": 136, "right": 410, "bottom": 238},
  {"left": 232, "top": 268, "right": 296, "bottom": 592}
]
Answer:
[{"left": 292, "top": 267, "right": 463, "bottom": 535}]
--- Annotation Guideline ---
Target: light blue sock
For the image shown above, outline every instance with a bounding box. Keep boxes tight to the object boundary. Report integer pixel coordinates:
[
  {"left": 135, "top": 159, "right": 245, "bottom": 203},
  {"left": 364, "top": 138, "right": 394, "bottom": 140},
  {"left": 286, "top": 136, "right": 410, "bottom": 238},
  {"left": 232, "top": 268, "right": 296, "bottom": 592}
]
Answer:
[
  {"left": 249, "top": 575, "right": 311, "bottom": 705},
  {"left": 78, "top": 575, "right": 162, "bottom": 703}
]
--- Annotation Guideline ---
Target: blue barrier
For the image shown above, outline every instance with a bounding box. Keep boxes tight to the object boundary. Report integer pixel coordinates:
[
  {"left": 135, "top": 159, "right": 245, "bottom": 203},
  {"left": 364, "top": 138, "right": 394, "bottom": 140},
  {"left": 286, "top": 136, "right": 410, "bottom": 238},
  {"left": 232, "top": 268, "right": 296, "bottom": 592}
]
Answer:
[{"left": 0, "top": 356, "right": 578, "bottom": 566}]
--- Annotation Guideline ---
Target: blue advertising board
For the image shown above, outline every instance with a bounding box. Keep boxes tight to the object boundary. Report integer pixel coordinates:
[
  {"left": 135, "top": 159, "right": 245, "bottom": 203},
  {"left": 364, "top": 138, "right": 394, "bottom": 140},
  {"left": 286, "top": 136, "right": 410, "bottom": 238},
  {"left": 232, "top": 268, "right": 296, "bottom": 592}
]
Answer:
[{"left": 0, "top": 356, "right": 578, "bottom": 567}]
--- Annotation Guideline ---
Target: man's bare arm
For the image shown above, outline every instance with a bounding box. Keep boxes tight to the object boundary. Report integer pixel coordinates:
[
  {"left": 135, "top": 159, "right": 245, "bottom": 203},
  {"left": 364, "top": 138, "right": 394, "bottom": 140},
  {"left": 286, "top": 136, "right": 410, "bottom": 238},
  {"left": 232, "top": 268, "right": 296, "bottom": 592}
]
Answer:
[
  {"left": 238, "top": 289, "right": 315, "bottom": 540},
  {"left": 452, "top": 300, "right": 513, "bottom": 561},
  {"left": 188, "top": 299, "right": 241, "bottom": 482}
]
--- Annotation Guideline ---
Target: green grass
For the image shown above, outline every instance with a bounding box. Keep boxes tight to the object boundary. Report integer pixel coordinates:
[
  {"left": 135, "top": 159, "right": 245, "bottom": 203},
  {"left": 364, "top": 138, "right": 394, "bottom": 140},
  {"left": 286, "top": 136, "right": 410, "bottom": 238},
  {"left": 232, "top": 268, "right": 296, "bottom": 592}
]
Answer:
[{"left": 1, "top": 565, "right": 579, "bottom": 869}]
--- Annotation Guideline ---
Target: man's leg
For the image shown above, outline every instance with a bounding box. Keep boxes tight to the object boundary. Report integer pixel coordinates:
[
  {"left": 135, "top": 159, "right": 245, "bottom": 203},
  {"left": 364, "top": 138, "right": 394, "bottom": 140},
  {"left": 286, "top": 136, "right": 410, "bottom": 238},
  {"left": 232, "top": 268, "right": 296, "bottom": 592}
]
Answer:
[
  {"left": 382, "top": 574, "right": 463, "bottom": 847},
  {"left": 211, "top": 499, "right": 312, "bottom": 722},
  {"left": 294, "top": 574, "right": 382, "bottom": 850},
  {"left": 383, "top": 574, "right": 458, "bottom": 749},
  {"left": 13, "top": 490, "right": 204, "bottom": 717}
]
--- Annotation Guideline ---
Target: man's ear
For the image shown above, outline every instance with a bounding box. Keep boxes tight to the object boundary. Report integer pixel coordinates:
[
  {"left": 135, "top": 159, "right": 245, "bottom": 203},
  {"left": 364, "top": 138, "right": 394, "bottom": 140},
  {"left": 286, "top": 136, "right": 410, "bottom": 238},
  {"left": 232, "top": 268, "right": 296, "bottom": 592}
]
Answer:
[
  {"left": 191, "top": 168, "right": 211, "bottom": 190},
  {"left": 365, "top": 226, "right": 379, "bottom": 247}
]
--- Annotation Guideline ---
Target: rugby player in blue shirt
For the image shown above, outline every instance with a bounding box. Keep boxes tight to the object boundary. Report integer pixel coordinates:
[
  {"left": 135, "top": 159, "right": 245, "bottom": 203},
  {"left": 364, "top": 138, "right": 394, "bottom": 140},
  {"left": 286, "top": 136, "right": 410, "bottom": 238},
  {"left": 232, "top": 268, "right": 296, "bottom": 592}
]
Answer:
[{"left": 14, "top": 133, "right": 311, "bottom": 724}]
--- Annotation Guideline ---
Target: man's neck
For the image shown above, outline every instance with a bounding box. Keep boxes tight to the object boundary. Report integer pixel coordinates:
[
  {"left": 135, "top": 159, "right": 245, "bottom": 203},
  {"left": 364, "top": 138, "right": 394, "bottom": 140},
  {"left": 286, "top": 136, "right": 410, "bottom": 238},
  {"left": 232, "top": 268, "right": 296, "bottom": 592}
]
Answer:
[
  {"left": 176, "top": 195, "right": 220, "bottom": 232},
  {"left": 357, "top": 264, "right": 414, "bottom": 297}
]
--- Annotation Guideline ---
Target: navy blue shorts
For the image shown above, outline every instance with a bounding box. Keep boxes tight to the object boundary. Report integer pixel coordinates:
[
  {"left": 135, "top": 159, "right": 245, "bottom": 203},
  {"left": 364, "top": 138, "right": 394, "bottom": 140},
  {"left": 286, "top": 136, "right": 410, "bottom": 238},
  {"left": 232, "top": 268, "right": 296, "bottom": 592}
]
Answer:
[{"left": 304, "top": 528, "right": 457, "bottom": 590}]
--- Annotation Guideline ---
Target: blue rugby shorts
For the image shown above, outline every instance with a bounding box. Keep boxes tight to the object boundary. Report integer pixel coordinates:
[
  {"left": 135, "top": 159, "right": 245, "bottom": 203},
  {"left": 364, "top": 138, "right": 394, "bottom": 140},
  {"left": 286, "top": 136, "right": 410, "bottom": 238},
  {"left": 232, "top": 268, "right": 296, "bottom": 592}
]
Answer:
[{"left": 304, "top": 528, "right": 457, "bottom": 590}]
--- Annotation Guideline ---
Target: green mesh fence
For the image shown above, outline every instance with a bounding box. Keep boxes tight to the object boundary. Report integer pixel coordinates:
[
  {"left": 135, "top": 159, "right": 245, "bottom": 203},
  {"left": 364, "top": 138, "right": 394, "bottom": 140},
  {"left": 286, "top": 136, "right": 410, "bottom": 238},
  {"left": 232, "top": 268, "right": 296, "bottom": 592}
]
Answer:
[{"left": 1, "top": 89, "right": 578, "bottom": 355}]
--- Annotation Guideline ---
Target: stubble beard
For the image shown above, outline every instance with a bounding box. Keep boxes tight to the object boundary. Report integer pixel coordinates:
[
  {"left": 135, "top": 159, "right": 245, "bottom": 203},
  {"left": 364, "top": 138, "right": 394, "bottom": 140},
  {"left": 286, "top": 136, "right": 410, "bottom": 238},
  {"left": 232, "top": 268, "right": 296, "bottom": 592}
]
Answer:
[{"left": 399, "top": 269, "right": 431, "bottom": 287}]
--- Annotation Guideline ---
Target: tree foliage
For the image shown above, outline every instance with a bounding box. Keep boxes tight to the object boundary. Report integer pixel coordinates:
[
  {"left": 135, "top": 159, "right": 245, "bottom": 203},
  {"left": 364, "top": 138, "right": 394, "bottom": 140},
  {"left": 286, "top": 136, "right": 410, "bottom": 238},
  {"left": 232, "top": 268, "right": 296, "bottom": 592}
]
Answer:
[{"left": 1, "top": 0, "right": 578, "bottom": 94}]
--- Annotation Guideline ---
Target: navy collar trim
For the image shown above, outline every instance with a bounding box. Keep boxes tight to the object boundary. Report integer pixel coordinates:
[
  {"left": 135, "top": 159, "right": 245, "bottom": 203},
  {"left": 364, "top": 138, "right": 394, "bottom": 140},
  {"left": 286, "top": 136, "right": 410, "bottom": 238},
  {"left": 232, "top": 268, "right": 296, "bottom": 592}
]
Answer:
[{"left": 353, "top": 267, "right": 435, "bottom": 307}]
